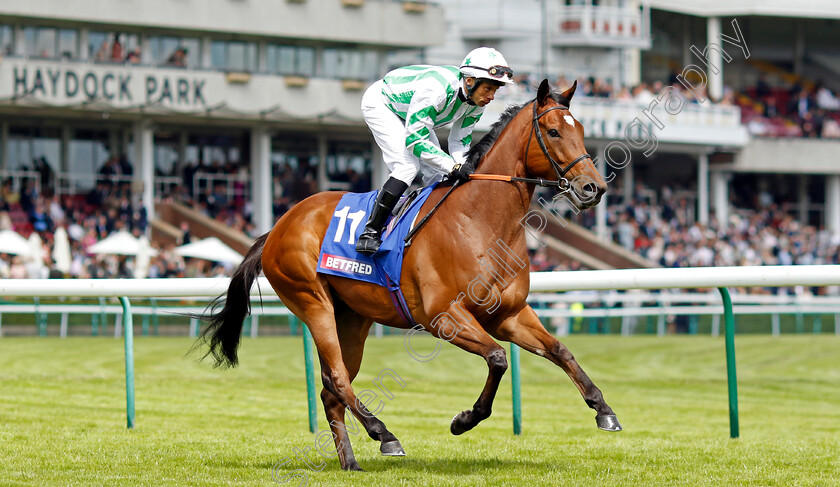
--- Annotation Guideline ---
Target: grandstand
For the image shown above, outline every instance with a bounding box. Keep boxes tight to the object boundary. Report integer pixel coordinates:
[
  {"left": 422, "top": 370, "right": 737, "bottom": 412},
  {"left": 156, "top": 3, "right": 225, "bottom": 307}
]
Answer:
[{"left": 2, "top": 0, "right": 840, "bottom": 285}]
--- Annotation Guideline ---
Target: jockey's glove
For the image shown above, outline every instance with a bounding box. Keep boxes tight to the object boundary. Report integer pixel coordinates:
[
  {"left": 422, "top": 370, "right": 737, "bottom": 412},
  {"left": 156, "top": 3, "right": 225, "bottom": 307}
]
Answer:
[{"left": 448, "top": 162, "right": 475, "bottom": 182}]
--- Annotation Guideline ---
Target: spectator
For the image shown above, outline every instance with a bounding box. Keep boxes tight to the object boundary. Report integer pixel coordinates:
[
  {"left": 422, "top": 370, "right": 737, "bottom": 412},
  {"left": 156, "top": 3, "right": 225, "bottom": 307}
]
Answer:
[
  {"left": 111, "top": 35, "right": 124, "bottom": 61},
  {"left": 166, "top": 47, "right": 188, "bottom": 68}
]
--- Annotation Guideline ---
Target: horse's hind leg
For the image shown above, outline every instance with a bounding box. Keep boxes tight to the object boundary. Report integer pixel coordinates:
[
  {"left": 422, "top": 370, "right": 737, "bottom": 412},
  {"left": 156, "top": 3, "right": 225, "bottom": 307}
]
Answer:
[
  {"left": 490, "top": 305, "right": 622, "bottom": 432},
  {"left": 315, "top": 300, "right": 403, "bottom": 470}
]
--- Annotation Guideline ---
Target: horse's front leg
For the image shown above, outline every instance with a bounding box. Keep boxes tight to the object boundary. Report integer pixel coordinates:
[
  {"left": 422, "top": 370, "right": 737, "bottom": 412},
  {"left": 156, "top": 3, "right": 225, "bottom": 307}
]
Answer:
[
  {"left": 489, "top": 305, "right": 622, "bottom": 432},
  {"left": 418, "top": 304, "right": 509, "bottom": 435}
]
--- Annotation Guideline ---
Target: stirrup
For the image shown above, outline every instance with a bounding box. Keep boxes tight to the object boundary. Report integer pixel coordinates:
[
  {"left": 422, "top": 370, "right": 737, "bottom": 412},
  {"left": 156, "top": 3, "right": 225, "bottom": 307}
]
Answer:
[{"left": 355, "top": 231, "right": 382, "bottom": 255}]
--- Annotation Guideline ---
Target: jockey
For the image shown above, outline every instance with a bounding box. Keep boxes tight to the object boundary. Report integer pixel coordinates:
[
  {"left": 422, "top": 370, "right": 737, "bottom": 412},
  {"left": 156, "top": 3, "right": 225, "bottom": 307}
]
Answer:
[{"left": 356, "top": 46, "right": 515, "bottom": 255}]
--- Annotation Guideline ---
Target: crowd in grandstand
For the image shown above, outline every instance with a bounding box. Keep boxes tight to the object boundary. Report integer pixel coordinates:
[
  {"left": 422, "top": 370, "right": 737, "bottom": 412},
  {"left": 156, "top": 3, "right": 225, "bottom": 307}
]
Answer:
[
  {"left": 3, "top": 71, "right": 840, "bottom": 283},
  {"left": 503, "top": 72, "right": 840, "bottom": 139}
]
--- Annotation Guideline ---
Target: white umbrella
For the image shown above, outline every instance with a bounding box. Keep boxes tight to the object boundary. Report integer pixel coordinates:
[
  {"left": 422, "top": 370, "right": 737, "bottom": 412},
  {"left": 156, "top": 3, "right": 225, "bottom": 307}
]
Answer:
[
  {"left": 175, "top": 237, "right": 243, "bottom": 264},
  {"left": 87, "top": 230, "right": 155, "bottom": 256},
  {"left": 27, "top": 232, "right": 47, "bottom": 278},
  {"left": 0, "top": 229, "right": 31, "bottom": 256},
  {"left": 134, "top": 235, "right": 155, "bottom": 279},
  {"left": 53, "top": 226, "right": 72, "bottom": 274}
]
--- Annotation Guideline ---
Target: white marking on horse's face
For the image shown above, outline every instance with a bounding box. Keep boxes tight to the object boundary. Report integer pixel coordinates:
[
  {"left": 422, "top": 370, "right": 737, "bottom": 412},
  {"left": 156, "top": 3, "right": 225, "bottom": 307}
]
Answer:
[{"left": 564, "top": 115, "right": 576, "bottom": 127}]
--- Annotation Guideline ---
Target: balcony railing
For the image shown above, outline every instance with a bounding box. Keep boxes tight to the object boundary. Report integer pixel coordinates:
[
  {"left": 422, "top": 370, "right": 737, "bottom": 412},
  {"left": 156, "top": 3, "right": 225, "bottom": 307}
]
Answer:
[
  {"left": 479, "top": 91, "right": 748, "bottom": 147},
  {"left": 553, "top": 4, "right": 651, "bottom": 49}
]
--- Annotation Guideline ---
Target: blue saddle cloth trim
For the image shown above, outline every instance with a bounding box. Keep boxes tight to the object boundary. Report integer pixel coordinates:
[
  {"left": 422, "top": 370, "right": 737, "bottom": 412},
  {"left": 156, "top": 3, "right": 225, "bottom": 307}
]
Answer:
[{"left": 317, "top": 183, "right": 438, "bottom": 291}]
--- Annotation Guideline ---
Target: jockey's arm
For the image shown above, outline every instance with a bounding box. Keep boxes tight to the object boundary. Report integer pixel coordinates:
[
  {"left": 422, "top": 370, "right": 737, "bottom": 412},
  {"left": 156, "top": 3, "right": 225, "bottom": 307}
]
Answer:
[
  {"left": 404, "top": 88, "right": 456, "bottom": 174},
  {"left": 448, "top": 108, "right": 484, "bottom": 167}
]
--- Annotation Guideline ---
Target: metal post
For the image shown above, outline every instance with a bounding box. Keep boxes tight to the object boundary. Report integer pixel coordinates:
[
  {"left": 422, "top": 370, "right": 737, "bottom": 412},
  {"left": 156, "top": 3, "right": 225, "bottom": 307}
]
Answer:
[
  {"left": 717, "top": 287, "right": 739, "bottom": 439},
  {"left": 119, "top": 297, "right": 135, "bottom": 429},
  {"left": 511, "top": 343, "right": 523, "bottom": 435},
  {"left": 60, "top": 312, "right": 68, "bottom": 338},
  {"left": 302, "top": 324, "right": 318, "bottom": 433},
  {"left": 251, "top": 315, "right": 259, "bottom": 338}
]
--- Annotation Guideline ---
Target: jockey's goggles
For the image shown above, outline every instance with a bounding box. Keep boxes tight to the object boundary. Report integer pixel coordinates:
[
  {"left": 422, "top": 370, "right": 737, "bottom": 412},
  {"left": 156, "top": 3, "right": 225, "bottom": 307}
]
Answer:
[{"left": 465, "top": 65, "right": 514, "bottom": 81}]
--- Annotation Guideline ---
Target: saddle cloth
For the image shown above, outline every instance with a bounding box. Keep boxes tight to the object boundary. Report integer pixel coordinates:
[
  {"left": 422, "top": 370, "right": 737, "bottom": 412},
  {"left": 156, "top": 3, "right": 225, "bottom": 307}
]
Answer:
[{"left": 316, "top": 183, "right": 437, "bottom": 290}]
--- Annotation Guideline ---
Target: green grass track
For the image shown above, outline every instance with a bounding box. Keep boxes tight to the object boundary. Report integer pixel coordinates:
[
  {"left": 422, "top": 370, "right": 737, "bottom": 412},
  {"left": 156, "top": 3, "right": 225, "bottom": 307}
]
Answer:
[{"left": 0, "top": 335, "right": 838, "bottom": 486}]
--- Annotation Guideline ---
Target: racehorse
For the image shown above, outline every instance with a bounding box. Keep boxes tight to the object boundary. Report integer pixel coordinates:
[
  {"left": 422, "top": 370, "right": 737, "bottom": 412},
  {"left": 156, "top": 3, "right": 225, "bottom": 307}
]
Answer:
[{"left": 196, "top": 79, "right": 621, "bottom": 472}]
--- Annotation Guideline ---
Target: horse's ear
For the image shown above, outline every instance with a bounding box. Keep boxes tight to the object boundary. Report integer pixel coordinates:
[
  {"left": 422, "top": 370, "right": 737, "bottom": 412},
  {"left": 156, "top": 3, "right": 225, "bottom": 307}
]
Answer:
[
  {"left": 558, "top": 80, "right": 577, "bottom": 107},
  {"left": 536, "top": 79, "right": 552, "bottom": 107}
]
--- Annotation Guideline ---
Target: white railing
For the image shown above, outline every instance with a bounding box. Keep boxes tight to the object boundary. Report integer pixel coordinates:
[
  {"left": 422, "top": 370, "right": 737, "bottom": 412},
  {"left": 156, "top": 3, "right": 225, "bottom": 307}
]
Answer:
[
  {"left": 1, "top": 266, "right": 839, "bottom": 297},
  {"left": 192, "top": 172, "right": 250, "bottom": 205},
  {"left": 3, "top": 265, "right": 839, "bottom": 435},
  {"left": 0, "top": 170, "right": 41, "bottom": 193}
]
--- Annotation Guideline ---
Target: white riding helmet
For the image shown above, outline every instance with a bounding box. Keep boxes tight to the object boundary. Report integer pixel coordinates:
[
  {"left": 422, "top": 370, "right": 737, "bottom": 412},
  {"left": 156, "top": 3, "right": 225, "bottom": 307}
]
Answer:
[{"left": 459, "top": 47, "right": 515, "bottom": 84}]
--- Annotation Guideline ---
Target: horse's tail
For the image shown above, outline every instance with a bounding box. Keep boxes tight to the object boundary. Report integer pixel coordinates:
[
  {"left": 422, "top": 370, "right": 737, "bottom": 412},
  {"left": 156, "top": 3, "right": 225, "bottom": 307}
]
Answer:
[{"left": 193, "top": 232, "right": 269, "bottom": 368}]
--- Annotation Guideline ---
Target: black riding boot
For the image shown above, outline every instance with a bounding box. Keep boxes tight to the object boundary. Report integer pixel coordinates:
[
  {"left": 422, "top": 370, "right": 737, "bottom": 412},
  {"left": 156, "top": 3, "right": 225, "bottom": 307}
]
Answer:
[{"left": 356, "top": 178, "right": 408, "bottom": 255}]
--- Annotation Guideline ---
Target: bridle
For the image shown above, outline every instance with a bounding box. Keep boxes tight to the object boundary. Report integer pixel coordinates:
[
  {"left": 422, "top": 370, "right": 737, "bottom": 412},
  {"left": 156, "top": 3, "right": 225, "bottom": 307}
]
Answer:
[
  {"left": 526, "top": 100, "right": 592, "bottom": 190},
  {"left": 469, "top": 100, "right": 592, "bottom": 193}
]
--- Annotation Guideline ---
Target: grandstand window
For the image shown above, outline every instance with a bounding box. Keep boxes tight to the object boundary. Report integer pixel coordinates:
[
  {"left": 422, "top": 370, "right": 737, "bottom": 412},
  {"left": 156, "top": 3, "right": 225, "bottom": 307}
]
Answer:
[
  {"left": 326, "top": 141, "right": 371, "bottom": 192},
  {"left": 69, "top": 130, "right": 110, "bottom": 191},
  {"left": 6, "top": 126, "right": 61, "bottom": 173},
  {"left": 321, "top": 48, "right": 379, "bottom": 80},
  {"left": 148, "top": 36, "right": 199, "bottom": 67},
  {"left": 266, "top": 45, "right": 315, "bottom": 76},
  {"left": 210, "top": 40, "right": 258, "bottom": 72},
  {"left": 23, "top": 27, "right": 78, "bottom": 59},
  {"left": 271, "top": 136, "right": 318, "bottom": 173},
  {"left": 0, "top": 25, "right": 13, "bottom": 56},
  {"left": 89, "top": 31, "right": 140, "bottom": 63}
]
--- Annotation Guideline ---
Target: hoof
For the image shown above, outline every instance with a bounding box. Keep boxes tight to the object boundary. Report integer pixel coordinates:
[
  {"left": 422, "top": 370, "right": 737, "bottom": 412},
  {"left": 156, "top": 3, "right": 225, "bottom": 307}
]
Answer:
[
  {"left": 380, "top": 440, "right": 406, "bottom": 456},
  {"left": 450, "top": 411, "right": 471, "bottom": 436},
  {"left": 343, "top": 462, "right": 364, "bottom": 472},
  {"left": 596, "top": 414, "right": 623, "bottom": 432}
]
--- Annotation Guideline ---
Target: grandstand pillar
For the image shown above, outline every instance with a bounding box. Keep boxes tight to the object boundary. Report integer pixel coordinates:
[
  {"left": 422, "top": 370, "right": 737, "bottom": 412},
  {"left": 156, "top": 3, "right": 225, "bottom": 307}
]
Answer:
[
  {"left": 60, "top": 126, "right": 72, "bottom": 173},
  {"left": 132, "top": 121, "right": 155, "bottom": 223},
  {"left": 371, "top": 142, "right": 386, "bottom": 189},
  {"left": 250, "top": 127, "right": 273, "bottom": 234},
  {"left": 177, "top": 132, "right": 189, "bottom": 177},
  {"left": 257, "top": 41, "right": 268, "bottom": 73},
  {"left": 200, "top": 36, "right": 213, "bottom": 69},
  {"left": 697, "top": 153, "right": 709, "bottom": 225},
  {"left": 706, "top": 17, "right": 724, "bottom": 102},
  {"left": 826, "top": 175, "right": 840, "bottom": 237},
  {"left": 596, "top": 146, "right": 608, "bottom": 241},
  {"left": 78, "top": 29, "right": 89, "bottom": 62},
  {"left": 317, "top": 135, "right": 328, "bottom": 191},
  {"left": 798, "top": 175, "right": 810, "bottom": 225},
  {"left": 622, "top": 155, "right": 634, "bottom": 205},
  {"left": 139, "top": 35, "right": 151, "bottom": 65},
  {"left": 711, "top": 170, "right": 729, "bottom": 230},
  {"left": 12, "top": 26, "right": 24, "bottom": 57},
  {"left": 0, "top": 121, "right": 8, "bottom": 170},
  {"left": 793, "top": 21, "right": 805, "bottom": 76}
]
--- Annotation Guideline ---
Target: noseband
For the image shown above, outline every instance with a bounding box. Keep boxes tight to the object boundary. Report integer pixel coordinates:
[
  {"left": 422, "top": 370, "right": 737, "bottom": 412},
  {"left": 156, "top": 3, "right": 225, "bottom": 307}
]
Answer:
[{"left": 526, "top": 101, "right": 592, "bottom": 191}]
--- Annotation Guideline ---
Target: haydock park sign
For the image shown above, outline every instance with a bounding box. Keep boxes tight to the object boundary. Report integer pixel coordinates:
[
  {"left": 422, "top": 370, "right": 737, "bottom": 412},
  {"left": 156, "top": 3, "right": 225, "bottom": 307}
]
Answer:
[{"left": 4, "top": 60, "right": 209, "bottom": 109}]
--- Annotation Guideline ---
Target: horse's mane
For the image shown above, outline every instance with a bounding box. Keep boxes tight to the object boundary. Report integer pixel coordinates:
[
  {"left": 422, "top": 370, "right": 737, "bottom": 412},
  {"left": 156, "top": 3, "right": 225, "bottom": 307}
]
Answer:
[
  {"left": 466, "top": 91, "right": 566, "bottom": 167},
  {"left": 466, "top": 103, "right": 526, "bottom": 167}
]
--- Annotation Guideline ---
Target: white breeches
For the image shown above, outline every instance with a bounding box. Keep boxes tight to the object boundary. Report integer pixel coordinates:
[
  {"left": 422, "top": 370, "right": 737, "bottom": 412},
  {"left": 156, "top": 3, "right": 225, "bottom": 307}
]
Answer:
[{"left": 361, "top": 80, "right": 444, "bottom": 186}]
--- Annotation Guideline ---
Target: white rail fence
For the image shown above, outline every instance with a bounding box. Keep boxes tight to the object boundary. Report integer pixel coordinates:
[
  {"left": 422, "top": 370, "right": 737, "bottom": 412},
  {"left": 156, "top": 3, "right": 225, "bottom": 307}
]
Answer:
[{"left": 2, "top": 265, "right": 840, "bottom": 435}]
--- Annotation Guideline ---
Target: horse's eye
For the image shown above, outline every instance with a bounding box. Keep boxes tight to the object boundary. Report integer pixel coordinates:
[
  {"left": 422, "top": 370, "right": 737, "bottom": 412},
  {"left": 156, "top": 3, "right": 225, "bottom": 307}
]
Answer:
[{"left": 548, "top": 129, "right": 560, "bottom": 137}]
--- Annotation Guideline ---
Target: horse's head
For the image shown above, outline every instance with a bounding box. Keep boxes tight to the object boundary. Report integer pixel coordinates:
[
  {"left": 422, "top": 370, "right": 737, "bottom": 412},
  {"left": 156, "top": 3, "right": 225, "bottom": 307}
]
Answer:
[{"left": 525, "top": 79, "right": 607, "bottom": 209}]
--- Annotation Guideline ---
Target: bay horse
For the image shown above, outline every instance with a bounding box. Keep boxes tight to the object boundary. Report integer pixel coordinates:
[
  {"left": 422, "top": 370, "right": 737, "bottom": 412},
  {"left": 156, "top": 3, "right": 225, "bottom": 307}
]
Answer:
[{"left": 197, "top": 79, "right": 621, "bottom": 471}]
